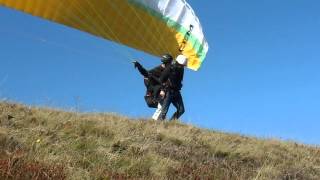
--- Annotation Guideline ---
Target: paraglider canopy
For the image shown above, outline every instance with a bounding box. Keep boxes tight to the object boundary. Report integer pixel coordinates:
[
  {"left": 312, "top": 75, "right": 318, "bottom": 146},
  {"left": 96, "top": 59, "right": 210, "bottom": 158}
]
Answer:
[{"left": 0, "top": 0, "right": 209, "bottom": 70}]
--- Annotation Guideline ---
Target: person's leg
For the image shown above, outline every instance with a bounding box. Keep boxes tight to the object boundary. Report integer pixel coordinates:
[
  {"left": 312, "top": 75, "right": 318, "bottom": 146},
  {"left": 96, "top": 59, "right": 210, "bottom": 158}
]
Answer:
[
  {"left": 170, "top": 91, "right": 185, "bottom": 120},
  {"left": 159, "top": 91, "right": 172, "bottom": 120}
]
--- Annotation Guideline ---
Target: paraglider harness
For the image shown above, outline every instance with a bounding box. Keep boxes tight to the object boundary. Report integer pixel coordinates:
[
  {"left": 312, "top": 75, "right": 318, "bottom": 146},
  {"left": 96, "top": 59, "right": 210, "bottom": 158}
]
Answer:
[{"left": 143, "top": 75, "right": 162, "bottom": 108}]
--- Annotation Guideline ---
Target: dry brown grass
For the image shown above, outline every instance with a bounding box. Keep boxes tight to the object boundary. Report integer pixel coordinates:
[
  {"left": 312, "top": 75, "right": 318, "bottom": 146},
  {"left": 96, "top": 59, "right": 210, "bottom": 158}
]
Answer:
[{"left": 0, "top": 101, "right": 319, "bottom": 179}]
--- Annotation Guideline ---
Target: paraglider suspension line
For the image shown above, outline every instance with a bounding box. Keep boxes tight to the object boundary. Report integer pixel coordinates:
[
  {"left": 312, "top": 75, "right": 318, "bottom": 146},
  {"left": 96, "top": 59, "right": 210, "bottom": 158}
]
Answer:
[{"left": 179, "top": 24, "right": 193, "bottom": 52}]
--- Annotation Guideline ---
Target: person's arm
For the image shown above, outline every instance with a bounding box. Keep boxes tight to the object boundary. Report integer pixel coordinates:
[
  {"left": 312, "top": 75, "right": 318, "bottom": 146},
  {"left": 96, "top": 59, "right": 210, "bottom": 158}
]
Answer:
[
  {"left": 148, "top": 65, "right": 170, "bottom": 84},
  {"left": 133, "top": 61, "right": 148, "bottom": 77},
  {"left": 148, "top": 65, "right": 162, "bottom": 76}
]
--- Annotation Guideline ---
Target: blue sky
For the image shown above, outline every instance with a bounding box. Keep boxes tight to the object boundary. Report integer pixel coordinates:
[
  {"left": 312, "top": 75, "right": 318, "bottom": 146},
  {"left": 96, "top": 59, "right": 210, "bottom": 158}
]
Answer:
[{"left": 1, "top": 0, "right": 320, "bottom": 145}]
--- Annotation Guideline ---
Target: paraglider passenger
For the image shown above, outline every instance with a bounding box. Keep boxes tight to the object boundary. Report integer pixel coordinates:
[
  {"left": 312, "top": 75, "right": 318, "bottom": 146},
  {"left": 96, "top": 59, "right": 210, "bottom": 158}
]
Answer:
[{"left": 132, "top": 54, "right": 173, "bottom": 119}]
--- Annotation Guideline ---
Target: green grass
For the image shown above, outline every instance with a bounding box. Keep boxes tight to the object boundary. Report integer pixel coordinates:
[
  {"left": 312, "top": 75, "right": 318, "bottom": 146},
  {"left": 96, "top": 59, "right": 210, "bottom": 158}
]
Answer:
[{"left": 0, "top": 101, "right": 319, "bottom": 179}]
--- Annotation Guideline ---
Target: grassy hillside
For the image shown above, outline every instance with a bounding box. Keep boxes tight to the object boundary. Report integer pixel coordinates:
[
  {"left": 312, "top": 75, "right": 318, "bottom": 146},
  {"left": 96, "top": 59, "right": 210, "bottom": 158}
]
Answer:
[{"left": 0, "top": 102, "right": 319, "bottom": 179}]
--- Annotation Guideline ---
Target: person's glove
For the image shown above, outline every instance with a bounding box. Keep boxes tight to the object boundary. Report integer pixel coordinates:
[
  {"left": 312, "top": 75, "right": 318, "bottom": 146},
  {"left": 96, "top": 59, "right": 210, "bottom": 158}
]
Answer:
[
  {"left": 132, "top": 60, "right": 140, "bottom": 69},
  {"left": 132, "top": 61, "right": 138, "bottom": 68}
]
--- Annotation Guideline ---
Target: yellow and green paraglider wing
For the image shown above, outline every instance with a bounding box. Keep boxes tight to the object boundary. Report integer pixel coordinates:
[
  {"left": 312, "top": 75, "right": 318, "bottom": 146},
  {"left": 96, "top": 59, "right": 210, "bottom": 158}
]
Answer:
[{"left": 0, "top": 0, "right": 209, "bottom": 70}]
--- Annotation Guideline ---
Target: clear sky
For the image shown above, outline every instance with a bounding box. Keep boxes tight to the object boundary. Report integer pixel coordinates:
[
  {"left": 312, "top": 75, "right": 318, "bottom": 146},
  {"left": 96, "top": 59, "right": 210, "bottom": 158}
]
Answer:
[{"left": 1, "top": 1, "right": 320, "bottom": 145}]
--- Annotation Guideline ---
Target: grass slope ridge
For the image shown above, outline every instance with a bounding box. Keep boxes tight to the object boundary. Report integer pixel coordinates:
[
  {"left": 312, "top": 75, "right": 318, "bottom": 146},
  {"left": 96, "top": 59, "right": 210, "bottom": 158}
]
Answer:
[{"left": 0, "top": 102, "right": 320, "bottom": 179}]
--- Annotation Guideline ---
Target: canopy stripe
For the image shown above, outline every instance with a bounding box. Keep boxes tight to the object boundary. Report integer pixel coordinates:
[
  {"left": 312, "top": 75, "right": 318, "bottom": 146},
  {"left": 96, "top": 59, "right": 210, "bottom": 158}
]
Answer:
[{"left": 0, "top": 0, "right": 209, "bottom": 70}]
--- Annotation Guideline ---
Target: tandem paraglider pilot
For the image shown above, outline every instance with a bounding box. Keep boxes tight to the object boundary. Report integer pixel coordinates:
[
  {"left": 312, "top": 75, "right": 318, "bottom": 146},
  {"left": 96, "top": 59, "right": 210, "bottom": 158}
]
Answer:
[{"left": 157, "top": 54, "right": 187, "bottom": 121}]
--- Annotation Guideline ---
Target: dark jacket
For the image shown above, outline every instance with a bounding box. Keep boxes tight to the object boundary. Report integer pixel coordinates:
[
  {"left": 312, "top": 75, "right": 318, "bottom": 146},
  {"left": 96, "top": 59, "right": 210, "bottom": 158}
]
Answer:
[
  {"left": 152, "top": 63, "right": 184, "bottom": 91},
  {"left": 135, "top": 63, "right": 165, "bottom": 96}
]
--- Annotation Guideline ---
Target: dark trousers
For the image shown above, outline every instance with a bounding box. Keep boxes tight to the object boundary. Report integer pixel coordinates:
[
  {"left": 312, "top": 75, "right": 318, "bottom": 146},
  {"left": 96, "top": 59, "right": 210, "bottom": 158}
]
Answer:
[{"left": 160, "top": 90, "right": 185, "bottom": 120}]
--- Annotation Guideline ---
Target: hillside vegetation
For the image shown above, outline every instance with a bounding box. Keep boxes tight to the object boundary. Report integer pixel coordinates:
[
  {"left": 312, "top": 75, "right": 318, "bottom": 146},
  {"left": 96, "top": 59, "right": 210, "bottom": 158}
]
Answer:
[{"left": 0, "top": 101, "right": 320, "bottom": 179}]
